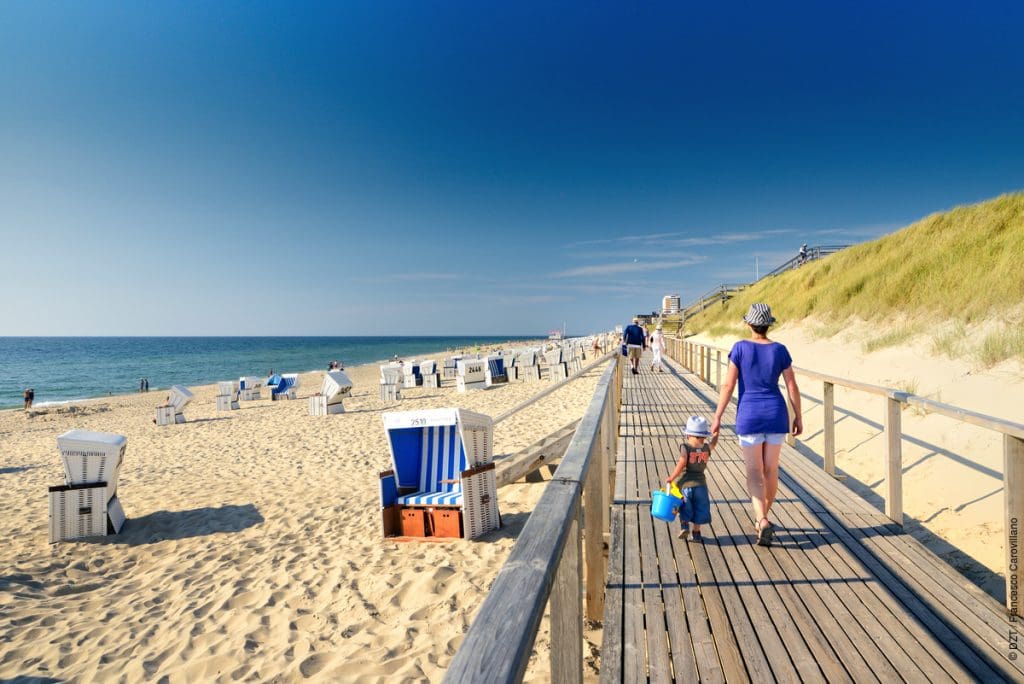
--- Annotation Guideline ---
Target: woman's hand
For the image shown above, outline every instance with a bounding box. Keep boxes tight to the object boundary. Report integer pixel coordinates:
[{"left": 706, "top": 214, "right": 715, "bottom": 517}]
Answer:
[
  {"left": 792, "top": 415, "right": 803, "bottom": 437},
  {"left": 710, "top": 416, "right": 721, "bottom": 437}
]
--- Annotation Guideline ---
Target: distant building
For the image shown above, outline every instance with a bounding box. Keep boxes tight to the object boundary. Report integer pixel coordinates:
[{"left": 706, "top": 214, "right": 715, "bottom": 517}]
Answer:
[{"left": 662, "top": 294, "right": 681, "bottom": 314}]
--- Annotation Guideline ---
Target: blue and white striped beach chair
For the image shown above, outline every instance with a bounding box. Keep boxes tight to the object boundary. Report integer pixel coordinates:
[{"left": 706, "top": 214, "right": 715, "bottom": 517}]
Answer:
[
  {"left": 484, "top": 356, "right": 508, "bottom": 387},
  {"left": 378, "top": 409, "right": 499, "bottom": 540},
  {"left": 239, "top": 376, "right": 262, "bottom": 401},
  {"left": 272, "top": 374, "right": 298, "bottom": 401}
]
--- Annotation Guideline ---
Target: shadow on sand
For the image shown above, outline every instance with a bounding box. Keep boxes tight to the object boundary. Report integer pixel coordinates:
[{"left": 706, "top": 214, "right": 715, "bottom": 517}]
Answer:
[{"left": 86, "top": 503, "right": 264, "bottom": 546}]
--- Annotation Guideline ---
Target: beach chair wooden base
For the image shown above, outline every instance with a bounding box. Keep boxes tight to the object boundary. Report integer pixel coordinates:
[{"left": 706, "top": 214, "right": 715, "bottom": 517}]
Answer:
[
  {"left": 506, "top": 367, "right": 520, "bottom": 382},
  {"left": 310, "top": 395, "right": 345, "bottom": 415},
  {"left": 484, "top": 371, "right": 508, "bottom": 387},
  {"left": 48, "top": 484, "right": 125, "bottom": 543},
  {"left": 216, "top": 395, "right": 240, "bottom": 411},
  {"left": 403, "top": 375, "right": 423, "bottom": 389},
  {"left": 457, "top": 378, "right": 487, "bottom": 392},
  {"left": 380, "top": 384, "right": 401, "bottom": 402},
  {"left": 379, "top": 464, "right": 499, "bottom": 540},
  {"left": 239, "top": 388, "right": 261, "bottom": 401},
  {"left": 155, "top": 406, "right": 184, "bottom": 425},
  {"left": 272, "top": 389, "right": 296, "bottom": 401}
]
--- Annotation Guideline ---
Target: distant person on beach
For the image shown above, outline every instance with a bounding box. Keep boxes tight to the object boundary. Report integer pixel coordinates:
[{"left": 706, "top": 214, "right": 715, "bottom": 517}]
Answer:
[
  {"left": 23, "top": 388, "right": 34, "bottom": 409},
  {"left": 140, "top": 379, "right": 145, "bottom": 393},
  {"left": 666, "top": 416, "right": 718, "bottom": 541},
  {"left": 622, "top": 317, "right": 646, "bottom": 374},
  {"left": 591, "top": 336, "right": 601, "bottom": 355},
  {"left": 798, "top": 243, "right": 808, "bottom": 265},
  {"left": 649, "top": 325, "right": 666, "bottom": 372},
  {"left": 710, "top": 303, "right": 802, "bottom": 547},
  {"left": 144, "top": 378, "right": 149, "bottom": 392}
]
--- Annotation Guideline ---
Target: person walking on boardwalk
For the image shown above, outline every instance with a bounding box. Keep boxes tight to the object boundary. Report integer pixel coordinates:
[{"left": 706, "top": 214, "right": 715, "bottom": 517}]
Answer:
[
  {"left": 622, "top": 317, "right": 647, "bottom": 375},
  {"left": 710, "top": 303, "right": 802, "bottom": 546},
  {"left": 649, "top": 324, "right": 667, "bottom": 372},
  {"left": 666, "top": 416, "right": 718, "bottom": 541}
]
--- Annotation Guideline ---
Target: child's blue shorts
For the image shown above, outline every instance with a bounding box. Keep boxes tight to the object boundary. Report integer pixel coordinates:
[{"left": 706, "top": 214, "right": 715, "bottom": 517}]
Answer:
[{"left": 678, "top": 485, "right": 712, "bottom": 526}]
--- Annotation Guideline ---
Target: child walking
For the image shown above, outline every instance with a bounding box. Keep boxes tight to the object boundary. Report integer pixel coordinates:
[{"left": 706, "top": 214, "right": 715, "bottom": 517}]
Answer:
[{"left": 666, "top": 416, "right": 717, "bottom": 540}]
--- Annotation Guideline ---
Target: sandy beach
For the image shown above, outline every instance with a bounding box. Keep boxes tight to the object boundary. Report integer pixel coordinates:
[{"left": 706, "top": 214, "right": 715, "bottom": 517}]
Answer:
[
  {"left": 0, "top": 348, "right": 606, "bottom": 682},
  {"left": 688, "top": 320, "right": 1024, "bottom": 599}
]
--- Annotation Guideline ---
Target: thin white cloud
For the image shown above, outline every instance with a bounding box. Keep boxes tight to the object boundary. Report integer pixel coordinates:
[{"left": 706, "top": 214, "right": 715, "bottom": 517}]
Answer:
[
  {"left": 563, "top": 228, "right": 795, "bottom": 250},
  {"left": 554, "top": 257, "right": 706, "bottom": 278}
]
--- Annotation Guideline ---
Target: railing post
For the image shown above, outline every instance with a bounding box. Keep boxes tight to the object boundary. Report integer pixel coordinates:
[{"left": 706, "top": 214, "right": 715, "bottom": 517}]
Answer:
[
  {"left": 550, "top": 506, "right": 582, "bottom": 684},
  {"left": 1005, "top": 434, "right": 1023, "bottom": 617},
  {"left": 885, "top": 396, "right": 904, "bottom": 525},
  {"left": 715, "top": 350, "right": 722, "bottom": 389},
  {"left": 585, "top": 428, "right": 605, "bottom": 621},
  {"left": 704, "top": 346, "right": 711, "bottom": 384},
  {"left": 823, "top": 382, "right": 836, "bottom": 477},
  {"left": 602, "top": 392, "right": 613, "bottom": 532}
]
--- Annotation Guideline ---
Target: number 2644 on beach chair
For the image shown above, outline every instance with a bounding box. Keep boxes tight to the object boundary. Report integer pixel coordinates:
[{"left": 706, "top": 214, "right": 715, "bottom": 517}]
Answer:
[{"left": 378, "top": 409, "right": 500, "bottom": 540}]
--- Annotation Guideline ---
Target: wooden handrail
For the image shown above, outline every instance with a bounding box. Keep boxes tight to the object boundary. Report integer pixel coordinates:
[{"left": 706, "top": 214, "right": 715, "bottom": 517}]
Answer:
[
  {"left": 444, "top": 356, "right": 621, "bottom": 682},
  {"left": 668, "top": 336, "right": 1024, "bottom": 617}
]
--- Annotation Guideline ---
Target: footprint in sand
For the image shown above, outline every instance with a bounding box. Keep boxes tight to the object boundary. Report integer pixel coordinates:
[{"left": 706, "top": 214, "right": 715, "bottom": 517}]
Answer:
[{"left": 299, "top": 653, "right": 333, "bottom": 678}]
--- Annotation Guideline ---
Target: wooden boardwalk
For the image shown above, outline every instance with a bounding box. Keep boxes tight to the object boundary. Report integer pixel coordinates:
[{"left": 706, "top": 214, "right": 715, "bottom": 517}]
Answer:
[{"left": 601, "top": 352, "right": 1024, "bottom": 683}]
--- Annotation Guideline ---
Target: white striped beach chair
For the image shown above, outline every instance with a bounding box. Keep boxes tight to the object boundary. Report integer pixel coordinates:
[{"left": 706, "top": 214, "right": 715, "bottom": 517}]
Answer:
[
  {"left": 50, "top": 430, "right": 128, "bottom": 542},
  {"left": 403, "top": 361, "right": 423, "bottom": 389},
  {"left": 380, "top": 366, "right": 403, "bottom": 402},
  {"left": 310, "top": 370, "right": 353, "bottom": 415},
  {"left": 456, "top": 359, "right": 487, "bottom": 392},
  {"left": 216, "top": 381, "right": 240, "bottom": 411},
  {"left": 378, "top": 409, "right": 499, "bottom": 540},
  {"left": 517, "top": 350, "right": 540, "bottom": 381},
  {"left": 239, "top": 377, "right": 262, "bottom": 401},
  {"left": 156, "top": 385, "right": 193, "bottom": 425},
  {"left": 545, "top": 348, "right": 568, "bottom": 381},
  {"left": 420, "top": 360, "right": 440, "bottom": 388}
]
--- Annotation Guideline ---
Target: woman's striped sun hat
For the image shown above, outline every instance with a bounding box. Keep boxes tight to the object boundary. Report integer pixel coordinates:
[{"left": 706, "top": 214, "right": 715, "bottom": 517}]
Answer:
[{"left": 743, "top": 302, "right": 776, "bottom": 326}]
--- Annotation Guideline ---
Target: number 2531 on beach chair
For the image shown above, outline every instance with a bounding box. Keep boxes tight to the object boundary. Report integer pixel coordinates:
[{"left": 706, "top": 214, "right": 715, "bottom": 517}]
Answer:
[{"left": 378, "top": 409, "right": 500, "bottom": 540}]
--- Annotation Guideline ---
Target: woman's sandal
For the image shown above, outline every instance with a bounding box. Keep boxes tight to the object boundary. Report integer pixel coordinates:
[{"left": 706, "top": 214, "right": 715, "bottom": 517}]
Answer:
[{"left": 756, "top": 518, "right": 775, "bottom": 547}]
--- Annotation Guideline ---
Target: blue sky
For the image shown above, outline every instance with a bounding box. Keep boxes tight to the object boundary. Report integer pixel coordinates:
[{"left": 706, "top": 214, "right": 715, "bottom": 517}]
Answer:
[{"left": 1, "top": 2, "right": 1022, "bottom": 336}]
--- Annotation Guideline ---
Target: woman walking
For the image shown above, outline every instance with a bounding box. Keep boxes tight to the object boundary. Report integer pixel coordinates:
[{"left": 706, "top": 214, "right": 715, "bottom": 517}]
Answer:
[
  {"left": 649, "top": 324, "right": 667, "bottom": 372},
  {"left": 710, "top": 303, "right": 802, "bottom": 546}
]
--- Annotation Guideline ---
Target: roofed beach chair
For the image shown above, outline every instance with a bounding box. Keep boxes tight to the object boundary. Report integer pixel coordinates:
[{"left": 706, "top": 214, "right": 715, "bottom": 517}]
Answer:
[
  {"left": 484, "top": 356, "right": 508, "bottom": 387},
  {"left": 156, "top": 384, "right": 194, "bottom": 425},
  {"left": 420, "top": 359, "right": 440, "bottom": 388},
  {"left": 266, "top": 373, "right": 282, "bottom": 390},
  {"left": 378, "top": 409, "right": 499, "bottom": 539},
  {"left": 443, "top": 356, "right": 460, "bottom": 379},
  {"left": 518, "top": 350, "right": 540, "bottom": 381},
  {"left": 567, "top": 345, "right": 583, "bottom": 373},
  {"left": 403, "top": 360, "right": 423, "bottom": 389},
  {"left": 49, "top": 430, "right": 127, "bottom": 542},
  {"left": 216, "top": 381, "right": 240, "bottom": 411},
  {"left": 456, "top": 358, "right": 487, "bottom": 392},
  {"left": 310, "top": 370, "right": 353, "bottom": 415},
  {"left": 272, "top": 374, "right": 298, "bottom": 401},
  {"left": 380, "top": 365, "right": 403, "bottom": 402},
  {"left": 504, "top": 353, "right": 520, "bottom": 382},
  {"left": 545, "top": 348, "right": 568, "bottom": 381},
  {"left": 239, "top": 376, "right": 262, "bottom": 401}
]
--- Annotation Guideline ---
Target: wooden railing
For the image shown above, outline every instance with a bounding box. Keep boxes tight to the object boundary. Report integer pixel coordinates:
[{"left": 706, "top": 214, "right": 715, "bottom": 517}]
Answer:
[
  {"left": 666, "top": 336, "right": 1024, "bottom": 617},
  {"left": 444, "top": 353, "right": 623, "bottom": 682}
]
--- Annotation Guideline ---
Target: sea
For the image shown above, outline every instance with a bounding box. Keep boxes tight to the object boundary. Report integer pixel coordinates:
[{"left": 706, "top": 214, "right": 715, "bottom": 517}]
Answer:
[{"left": 0, "top": 336, "right": 542, "bottom": 410}]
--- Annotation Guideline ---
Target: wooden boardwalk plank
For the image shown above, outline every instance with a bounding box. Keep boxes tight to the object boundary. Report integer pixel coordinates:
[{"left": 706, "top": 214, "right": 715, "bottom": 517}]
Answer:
[{"left": 600, "top": 350, "right": 1022, "bottom": 683}]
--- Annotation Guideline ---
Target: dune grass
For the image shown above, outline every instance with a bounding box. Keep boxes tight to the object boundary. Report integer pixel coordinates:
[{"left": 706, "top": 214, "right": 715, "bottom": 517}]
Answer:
[{"left": 685, "top": 192, "right": 1024, "bottom": 362}]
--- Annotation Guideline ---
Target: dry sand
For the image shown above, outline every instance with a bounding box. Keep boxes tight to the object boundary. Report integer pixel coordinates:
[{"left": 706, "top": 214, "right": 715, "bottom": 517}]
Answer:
[
  {"left": 688, "top": 320, "right": 1024, "bottom": 599},
  {"left": 0, "top": 349, "right": 607, "bottom": 682}
]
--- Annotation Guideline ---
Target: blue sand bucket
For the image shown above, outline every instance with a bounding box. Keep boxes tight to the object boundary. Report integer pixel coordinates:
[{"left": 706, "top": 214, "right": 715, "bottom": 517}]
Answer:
[
  {"left": 621, "top": 344, "right": 628, "bottom": 357},
  {"left": 651, "top": 488, "right": 682, "bottom": 522}
]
